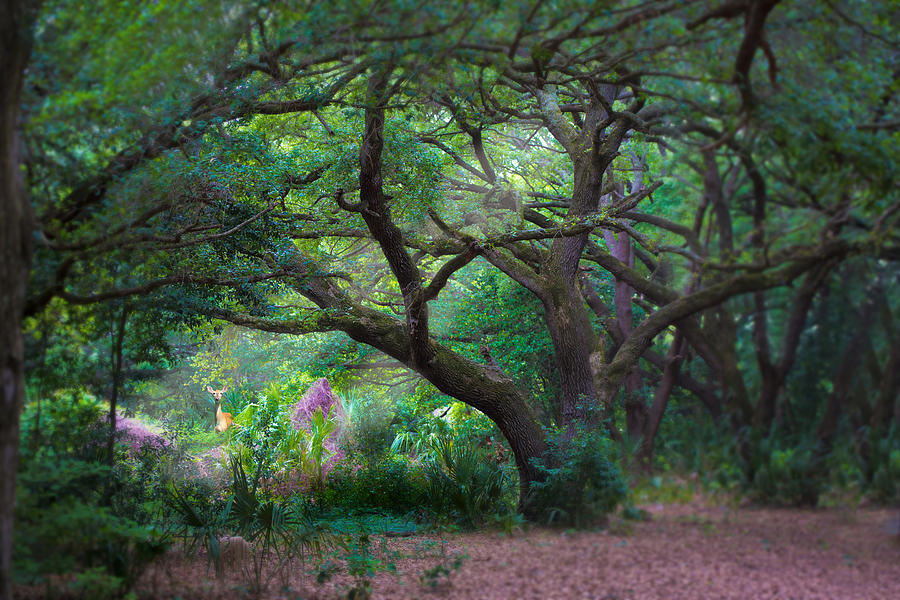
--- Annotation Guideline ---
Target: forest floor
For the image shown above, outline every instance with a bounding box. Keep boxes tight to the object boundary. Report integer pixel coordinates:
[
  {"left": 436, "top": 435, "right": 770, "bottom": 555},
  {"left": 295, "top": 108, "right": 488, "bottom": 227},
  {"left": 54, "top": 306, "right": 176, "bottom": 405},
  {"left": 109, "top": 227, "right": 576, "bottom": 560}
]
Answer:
[{"left": 136, "top": 501, "right": 900, "bottom": 600}]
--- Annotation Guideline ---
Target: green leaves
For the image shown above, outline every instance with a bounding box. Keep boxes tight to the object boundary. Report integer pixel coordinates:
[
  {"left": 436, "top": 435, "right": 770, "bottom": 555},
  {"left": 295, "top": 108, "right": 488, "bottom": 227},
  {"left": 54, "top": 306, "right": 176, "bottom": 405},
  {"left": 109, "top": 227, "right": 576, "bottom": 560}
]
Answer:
[
  {"left": 422, "top": 431, "right": 515, "bottom": 527},
  {"left": 528, "top": 423, "right": 626, "bottom": 527}
]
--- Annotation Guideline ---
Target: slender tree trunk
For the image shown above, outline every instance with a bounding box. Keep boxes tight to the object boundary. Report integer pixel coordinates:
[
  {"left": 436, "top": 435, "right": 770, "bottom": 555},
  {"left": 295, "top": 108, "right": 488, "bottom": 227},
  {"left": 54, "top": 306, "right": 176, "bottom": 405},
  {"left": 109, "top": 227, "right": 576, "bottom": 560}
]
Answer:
[
  {"left": 0, "top": 2, "right": 38, "bottom": 598},
  {"left": 606, "top": 161, "right": 648, "bottom": 441},
  {"left": 699, "top": 151, "right": 752, "bottom": 432},
  {"left": 638, "top": 331, "right": 686, "bottom": 470},
  {"left": 872, "top": 309, "right": 900, "bottom": 431},
  {"left": 705, "top": 307, "right": 753, "bottom": 427},
  {"left": 756, "top": 264, "right": 832, "bottom": 429},
  {"left": 106, "top": 304, "right": 129, "bottom": 468},
  {"left": 752, "top": 291, "right": 778, "bottom": 429},
  {"left": 602, "top": 222, "right": 645, "bottom": 440},
  {"left": 815, "top": 294, "right": 879, "bottom": 454},
  {"left": 26, "top": 321, "right": 50, "bottom": 456}
]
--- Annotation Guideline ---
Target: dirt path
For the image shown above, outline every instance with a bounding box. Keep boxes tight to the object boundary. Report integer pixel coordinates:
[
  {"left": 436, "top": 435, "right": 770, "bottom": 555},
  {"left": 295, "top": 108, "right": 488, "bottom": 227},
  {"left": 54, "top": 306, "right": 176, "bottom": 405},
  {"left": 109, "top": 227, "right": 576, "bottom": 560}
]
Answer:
[{"left": 142, "top": 504, "right": 900, "bottom": 599}]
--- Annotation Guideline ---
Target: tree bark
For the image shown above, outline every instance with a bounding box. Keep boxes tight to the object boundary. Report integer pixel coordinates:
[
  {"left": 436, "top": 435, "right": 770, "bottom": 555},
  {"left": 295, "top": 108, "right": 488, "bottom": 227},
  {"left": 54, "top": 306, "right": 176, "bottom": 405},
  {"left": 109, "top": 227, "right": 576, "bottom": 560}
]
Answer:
[
  {"left": 602, "top": 170, "right": 644, "bottom": 441},
  {"left": 751, "top": 290, "right": 778, "bottom": 428},
  {"left": 815, "top": 291, "right": 879, "bottom": 453},
  {"left": 700, "top": 150, "right": 754, "bottom": 430},
  {"left": 0, "top": 2, "right": 38, "bottom": 598},
  {"left": 103, "top": 304, "right": 128, "bottom": 505},
  {"left": 533, "top": 85, "right": 633, "bottom": 432},
  {"left": 706, "top": 306, "right": 754, "bottom": 427},
  {"left": 872, "top": 306, "right": 900, "bottom": 431},
  {"left": 765, "top": 264, "right": 832, "bottom": 427},
  {"left": 106, "top": 305, "right": 129, "bottom": 466},
  {"left": 637, "top": 331, "right": 686, "bottom": 470},
  {"left": 348, "top": 71, "right": 548, "bottom": 511}
]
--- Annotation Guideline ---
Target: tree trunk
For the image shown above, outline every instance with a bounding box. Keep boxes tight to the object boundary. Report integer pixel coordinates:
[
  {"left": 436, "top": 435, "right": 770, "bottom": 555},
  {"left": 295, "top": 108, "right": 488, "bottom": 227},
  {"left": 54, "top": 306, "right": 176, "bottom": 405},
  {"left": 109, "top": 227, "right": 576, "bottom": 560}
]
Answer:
[
  {"left": 756, "top": 264, "right": 831, "bottom": 429},
  {"left": 107, "top": 305, "right": 128, "bottom": 462},
  {"left": 815, "top": 294, "right": 878, "bottom": 454},
  {"left": 751, "top": 291, "right": 778, "bottom": 429},
  {"left": 343, "top": 72, "right": 549, "bottom": 512},
  {"left": 604, "top": 160, "right": 646, "bottom": 441},
  {"left": 0, "top": 2, "right": 38, "bottom": 598},
  {"left": 105, "top": 304, "right": 129, "bottom": 492},
  {"left": 637, "top": 331, "right": 686, "bottom": 470},
  {"left": 416, "top": 345, "right": 547, "bottom": 515},
  {"left": 542, "top": 288, "right": 604, "bottom": 429},
  {"left": 531, "top": 86, "right": 627, "bottom": 434},
  {"left": 705, "top": 307, "right": 753, "bottom": 427},
  {"left": 872, "top": 308, "right": 900, "bottom": 431},
  {"left": 602, "top": 221, "right": 644, "bottom": 440}
]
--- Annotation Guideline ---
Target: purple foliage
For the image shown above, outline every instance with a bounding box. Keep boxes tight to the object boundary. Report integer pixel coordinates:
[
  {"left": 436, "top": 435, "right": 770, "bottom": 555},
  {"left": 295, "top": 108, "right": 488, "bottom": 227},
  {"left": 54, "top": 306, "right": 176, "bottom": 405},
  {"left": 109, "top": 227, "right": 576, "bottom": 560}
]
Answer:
[
  {"left": 290, "top": 378, "right": 337, "bottom": 428},
  {"left": 114, "top": 414, "right": 169, "bottom": 454},
  {"left": 192, "top": 447, "right": 225, "bottom": 480},
  {"left": 290, "top": 378, "right": 345, "bottom": 466}
]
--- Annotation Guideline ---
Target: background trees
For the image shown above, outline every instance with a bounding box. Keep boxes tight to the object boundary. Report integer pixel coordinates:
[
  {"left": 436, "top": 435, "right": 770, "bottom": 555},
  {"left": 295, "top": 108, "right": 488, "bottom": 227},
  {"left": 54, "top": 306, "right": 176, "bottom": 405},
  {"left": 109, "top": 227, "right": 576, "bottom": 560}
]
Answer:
[
  {"left": 17, "top": 0, "right": 900, "bottom": 493},
  {"left": 4, "top": 0, "right": 900, "bottom": 596}
]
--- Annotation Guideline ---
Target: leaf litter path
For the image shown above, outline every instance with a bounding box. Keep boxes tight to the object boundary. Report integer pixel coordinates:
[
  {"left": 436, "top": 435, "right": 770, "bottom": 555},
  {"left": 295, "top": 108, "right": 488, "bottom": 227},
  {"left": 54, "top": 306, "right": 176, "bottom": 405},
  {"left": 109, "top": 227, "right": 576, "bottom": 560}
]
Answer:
[{"left": 143, "top": 504, "right": 900, "bottom": 600}]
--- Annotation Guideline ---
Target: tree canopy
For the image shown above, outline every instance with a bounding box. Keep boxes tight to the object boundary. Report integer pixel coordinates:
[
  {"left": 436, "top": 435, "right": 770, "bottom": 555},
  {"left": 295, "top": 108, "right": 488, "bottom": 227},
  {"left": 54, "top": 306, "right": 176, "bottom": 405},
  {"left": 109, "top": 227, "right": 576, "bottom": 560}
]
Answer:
[
  {"left": 3, "top": 2, "right": 900, "bottom": 595},
  {"left": 15, "top": 0, "right": 900, "bottom": 500}
]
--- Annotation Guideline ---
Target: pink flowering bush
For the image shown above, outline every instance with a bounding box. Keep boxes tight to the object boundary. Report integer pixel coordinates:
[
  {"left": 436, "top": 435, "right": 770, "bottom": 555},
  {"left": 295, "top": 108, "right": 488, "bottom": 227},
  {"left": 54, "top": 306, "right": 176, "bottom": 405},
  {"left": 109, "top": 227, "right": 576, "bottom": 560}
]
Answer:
[
  {"left": 291, "top": 378, "right": 341, "bottom": 427},
  {"left": 189, "top": 446, "right": 231, "bottom": 484},
  {"left": 287, "top": 378, "right": 348, "bottom": 488},
  {"left": 291, "top": 378, "right": 346, "bottom": 465},
  {"left": 113, "top": 414, "right": 170, "bottom": 455}
]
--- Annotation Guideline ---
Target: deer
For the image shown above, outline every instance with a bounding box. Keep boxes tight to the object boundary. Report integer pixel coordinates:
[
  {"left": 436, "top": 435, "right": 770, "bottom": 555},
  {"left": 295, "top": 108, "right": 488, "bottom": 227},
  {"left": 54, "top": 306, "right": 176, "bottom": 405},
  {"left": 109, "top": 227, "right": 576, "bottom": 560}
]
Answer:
[
  {"left": 207, "top": 385, "right": 233, "bottom": 432},
  {"left": 218, "top": 535, "right": 251, "bottom": 571}
]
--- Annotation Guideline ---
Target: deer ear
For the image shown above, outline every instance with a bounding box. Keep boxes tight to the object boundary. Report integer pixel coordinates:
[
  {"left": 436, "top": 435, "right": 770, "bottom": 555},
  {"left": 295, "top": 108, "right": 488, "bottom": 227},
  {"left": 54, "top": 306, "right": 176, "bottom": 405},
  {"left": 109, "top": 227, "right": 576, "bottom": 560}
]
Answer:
[
  {"left": 207, "top": 386, "right": 215, "bottom": 393},
  {"left": 223, "top": 385, "right": 229, "bottom": 392}
]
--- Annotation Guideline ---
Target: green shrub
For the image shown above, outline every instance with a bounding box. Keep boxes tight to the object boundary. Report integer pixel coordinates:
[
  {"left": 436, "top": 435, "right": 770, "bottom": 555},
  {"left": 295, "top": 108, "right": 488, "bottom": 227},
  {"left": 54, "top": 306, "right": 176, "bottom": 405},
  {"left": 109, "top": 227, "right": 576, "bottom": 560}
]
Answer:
[
  {"left": 67, "top": 567, "right": 129, "bottom": 600},
  {"left": 109, "top": 439, "right": 177, "bottom": 525},
  {"left": 337, "top": 387, "right": 397, "bottom": 460},
  {"left": 390, "top": 408, "right": 514, "bottom": 525},
  {"left": 229, "top": 383, "right": 347, "bottom": 495},
  {"left": 871, "top": 448, "right": 900, "bottom": 501},
  {"left": 392, "top": 412, "right": 454, "bottom": 457},
  {"left": 749, "top": 442, "right": 819, "bottom": 505},
  {"left": 848, "top": 425, "right": 900, "bottom": 503},
  {"left": 316, "top": 532, "right": 398, "bottom": 599},
  {"left": 527, "top": 425, "right": 626, "bottom": 527},
  {"left": 734, "top": 429, "right": 824, "bottom": 506},
  {"left": 422, "top": 434, "right": 515, "bottom": 527},
  {"left": 15, "top": 459, "right": 168, "bottom": 594},
  {"left": 19, "top": 391, "right": 108, "bottom": 464},
  {"left": 15, "top": 394, "right": 170, "bottom": 595},
  {"left": 165, "top": 456, "right": 333, "bottom": 593},
  {"left": 230, "top": 384, "right": 293, "bottom": 481},
  {"left": 320, "top": 453, "right": 426, "bottom": 514}
]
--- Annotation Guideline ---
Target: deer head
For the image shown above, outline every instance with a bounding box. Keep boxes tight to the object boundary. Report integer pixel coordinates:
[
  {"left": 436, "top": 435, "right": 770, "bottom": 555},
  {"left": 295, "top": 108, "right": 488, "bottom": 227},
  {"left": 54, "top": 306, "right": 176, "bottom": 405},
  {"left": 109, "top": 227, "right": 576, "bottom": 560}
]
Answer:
[
  {"left": 207, "top": 385, "right": 228, "bottom": 401},
  {"left": 206, "top": 385, "right": 233, "bottom": 432}
]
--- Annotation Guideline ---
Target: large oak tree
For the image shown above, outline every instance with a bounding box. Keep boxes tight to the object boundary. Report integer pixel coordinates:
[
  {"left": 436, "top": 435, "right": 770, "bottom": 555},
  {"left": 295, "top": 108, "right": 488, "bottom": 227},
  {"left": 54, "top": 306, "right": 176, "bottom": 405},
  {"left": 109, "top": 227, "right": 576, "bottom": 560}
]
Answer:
[{"left": 3, "top": 8, "right": 898, "bottom": 586}]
